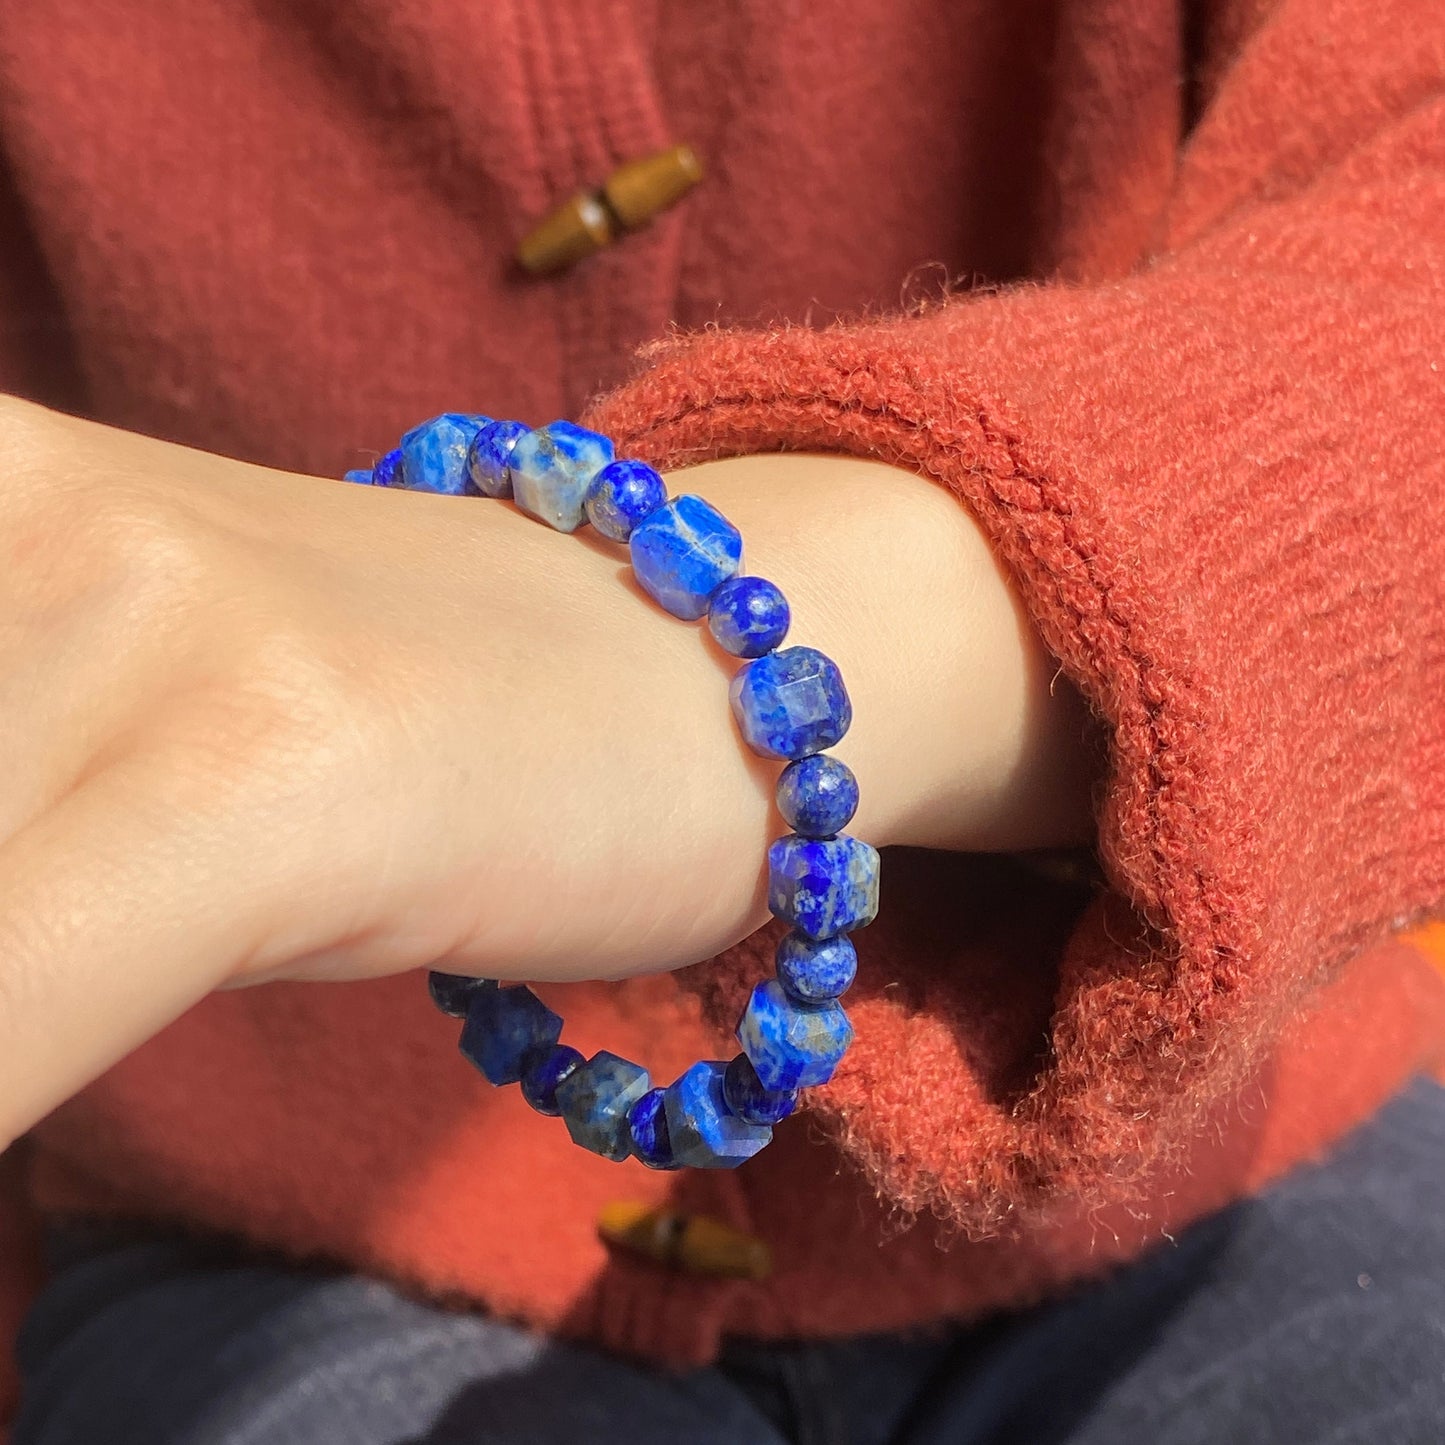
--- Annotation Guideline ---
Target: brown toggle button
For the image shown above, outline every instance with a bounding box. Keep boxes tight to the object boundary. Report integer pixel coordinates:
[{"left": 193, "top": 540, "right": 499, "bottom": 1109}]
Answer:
[
  {"left": 516, "top": 144, "right": 704, "bottom": 277},
  {"left": 597, "top": 1200, "right": 771, "bottom": 1281}
]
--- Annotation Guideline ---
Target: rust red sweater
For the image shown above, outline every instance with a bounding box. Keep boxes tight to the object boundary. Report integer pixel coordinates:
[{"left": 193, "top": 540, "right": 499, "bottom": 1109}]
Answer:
[{"left": 0, "top": 0, "right": 1444, "bottom": 1419}]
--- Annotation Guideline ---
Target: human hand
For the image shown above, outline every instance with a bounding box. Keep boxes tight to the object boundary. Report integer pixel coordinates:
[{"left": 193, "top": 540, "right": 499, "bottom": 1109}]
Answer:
[{"left": 0, "top": 396, "right": 1095, "bottom": 1145}]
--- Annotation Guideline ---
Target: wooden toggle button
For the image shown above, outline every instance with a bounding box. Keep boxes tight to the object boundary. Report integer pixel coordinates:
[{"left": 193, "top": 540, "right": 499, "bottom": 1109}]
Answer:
[
  {"left": 516, "top": 144, "right": 704, "bottom": 276},
  {"left": 597, "top": 1200, "right": 771, "bottom": 1281}
]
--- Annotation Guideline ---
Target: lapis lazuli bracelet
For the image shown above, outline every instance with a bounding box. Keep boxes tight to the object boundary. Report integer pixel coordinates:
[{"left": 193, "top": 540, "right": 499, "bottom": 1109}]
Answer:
[{"left": 344, "top": 413, "right": 880, "bottom": 1169}]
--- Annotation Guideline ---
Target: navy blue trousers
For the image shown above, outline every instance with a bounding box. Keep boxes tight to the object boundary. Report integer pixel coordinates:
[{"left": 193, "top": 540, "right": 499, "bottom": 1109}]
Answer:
[{"left": 14, "top": 1080, "right": 1445, "bottom": 1445}]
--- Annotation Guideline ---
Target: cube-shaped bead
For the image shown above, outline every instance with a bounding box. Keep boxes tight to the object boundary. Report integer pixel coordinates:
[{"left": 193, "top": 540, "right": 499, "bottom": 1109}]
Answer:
[
  {"left": 468, "top": 418, "right": 530, "bottom": 498},
  {"left": 343, "top": 467, "right": 374, "bottom": 486},
  {"left": 401, "top": 413, "right": 492, "bottom": 494},
  {"left": 663, "top": 1060, "right": 772, "bottom": 1168},
  {"left": 372, "top": 448, "right": 404, "bottom": 488},
  {"left": 556, "top": 1050, "right": 651, "bottom": 1161},
  {"left": 707, "top": 576, "right": 790, "bottom": 658},
  {"left": 775, "top": 932, "right": 857, "bottom": 1001},
  {"left": 738, "top": 979, "right": 853, "bottom": 1091},
  {"left": 729, "top": 646, "right": 852, "bottom": 760},
  {"left": 768, "top": 833, "right": 880, "bottom": 939},
  {"left": 722, "top": 1053, "right": 798, "bottom": 1125},
  {"left": 627, "top": 1088, "right": 679, "bottom": 1169},
  {"left": 459, "top": 985, "right": 563, "bottom": 1086},
  {"left": 629, "top": 495, "right": 742, "bottom": 619},
  {"left": 776, "top": 754, "right": 859, "bottom": 837},
  {"left": 427, "top": 970, "right": 497, "bottom": 1018},
  {"left": 520, "top": 1042, "right": 584, "bottom": 1116},
  {"left": 510, "top": 421, "right": 615, "bottom": 532},
  {"left": 585, "top": 459, "right": 667, "bottom": 542}
]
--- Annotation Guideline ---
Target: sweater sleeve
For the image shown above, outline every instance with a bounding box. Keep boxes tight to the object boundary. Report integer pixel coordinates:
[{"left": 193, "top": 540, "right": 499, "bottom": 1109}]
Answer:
[{"left": 584, "top": 1, "right": 1445, "bottom": 1227}]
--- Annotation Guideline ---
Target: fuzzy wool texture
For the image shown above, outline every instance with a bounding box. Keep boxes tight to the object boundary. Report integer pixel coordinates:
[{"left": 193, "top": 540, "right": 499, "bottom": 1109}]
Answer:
[{"left": 0, "top": 0, "right": 1441, "bottom": 1419}]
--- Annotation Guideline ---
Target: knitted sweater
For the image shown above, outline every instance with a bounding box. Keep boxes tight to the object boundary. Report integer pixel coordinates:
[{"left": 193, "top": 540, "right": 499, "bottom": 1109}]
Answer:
[{"left": 0, "top": 0, "right": 1443, "bottom": 1417}]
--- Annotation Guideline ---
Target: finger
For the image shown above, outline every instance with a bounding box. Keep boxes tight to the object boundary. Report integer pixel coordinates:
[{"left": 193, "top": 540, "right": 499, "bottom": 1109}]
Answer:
[{"left": 0, "top": 756, "right": 270, "bottom": 1147}]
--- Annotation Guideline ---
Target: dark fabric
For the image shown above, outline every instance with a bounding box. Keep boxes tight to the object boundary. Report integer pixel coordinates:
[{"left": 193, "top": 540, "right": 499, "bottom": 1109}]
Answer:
[{"left": 15, "top": 1080, "right": 1445, "bottom": 1445}]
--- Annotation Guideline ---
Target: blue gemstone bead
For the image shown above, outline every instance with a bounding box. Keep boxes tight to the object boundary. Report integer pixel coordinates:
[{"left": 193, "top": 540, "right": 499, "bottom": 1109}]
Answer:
[
  {"left": 510, "top": 421, "right": 615, "bottom": 532},
  {"left": 627, "top": 1088, "right": 679, "bottom": 1169},
  {"left": 459, "top": 985, "right": 563, "bottom": 1086},
  {"left": 729, "top": 646, "right": 852, "bottom": 760},
  {"left": 768, "top": 833, "right": 881, "bottom": 939},
  {"left": 585, "top": 459, "right": 667, "bottom": 542},
  {"left": 629, "top": 495, "right": 743, "bottom": 620},
  {"left": 427, "top": 970, "right": 497, "bottom": 1018},
  {"left": 556, "top": 1050, "right": 651, "bottom": 1161},
  {"left": 372, "top": 448, "right": 404, "bottom": 488},
  {"left": 343, "top": 467, "right": 375, "bottom": 486},
  {"left": 737, "top": 979, "right": 853, "bottom": 1091},
  {"left": 775, "top": 931, "right": 857, "bottom": 1002},
  {"left": 467, "top": 418, "right": 530, "bottom": 498},
  {"left": 401, "top": 413, "right": 492, "bottom": 494},
  {"left": 776, "top": 754, "right": 859, "bottom": 837},
  {"left": 663, "top": 1060, "right": 772, "bottom": 1169},
  {"left": 520, "top": 1043, "right": 585, "bottom": 1116},
  {"left": 722, "top": 1053, "right": 798, "bottom": 1125},
  {"left": 707, "top": 576, "right": 791, "bottom": 658}
]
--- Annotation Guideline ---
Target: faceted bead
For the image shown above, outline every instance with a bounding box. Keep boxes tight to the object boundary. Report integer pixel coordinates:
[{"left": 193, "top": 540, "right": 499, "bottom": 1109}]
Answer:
[
  {"left": 459, "top": 985, "right": 563, "bottom": 1086},
  {"left": 737, "top": 979, "right": 853, "bottom": 1091},
  {"left": 627, "top": 1088, "right": 679, "bottom": 1169},
  {"left": 427, "top": 970, "right": 497, "bottom": 1018},
  {"left": 768, "top": 833, "right": 881, "bottom": 939},
  {"left": 468, "top": 418, "right": 529, "bottom": 498},
  {"left": 776, "top": 754, "right": 859, "bottom": 837},
  {"left": 775, "top": 931, "right": 857, "bottom": 1002},
  {"left": 629, "top": 495, "right": 743, "bottom": 620},
  {"left": 585, "top": 459, "right": 667, "bottom": 542},
  {"left": 663, "top": 1060, "right": 772, "bottom": 1169},
  {"left": 510, "top": 421, "right": 615, "bottom": 532},
  {"left": 520, "top": 1043, "right": 584, "bottom": 1116},
  {"left": 707, "top": 576, "right": 790, "bottom": 658},
  {"left": 729, "top": 646, "right": 852, "bottom": 760},
  {"left": 343, "top": 467, "right": 374, "bottom": 486},
  {"left": 722, "top": 1053, "right": 798, "bottom": 1125},
  {"left": 401, "top": 413, "right": 492, "bottom": 494},
  {"left": 372, "top": 448, "right": 404, "bottom": 488},
  {"left": 556, "top": 1050, "right": 651, "bottom": 1161}
]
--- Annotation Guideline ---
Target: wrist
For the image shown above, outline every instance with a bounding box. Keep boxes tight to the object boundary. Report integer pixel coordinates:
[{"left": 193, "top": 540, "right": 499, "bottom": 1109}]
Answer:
[{"left": 664, "top": 453, "right": 1099, "bottom": 853}]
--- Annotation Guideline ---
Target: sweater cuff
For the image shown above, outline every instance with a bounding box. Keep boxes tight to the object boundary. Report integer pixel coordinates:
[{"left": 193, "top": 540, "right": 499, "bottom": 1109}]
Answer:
[{"left": 581, "top": 231, "right": 1445, "bottom": 1225}]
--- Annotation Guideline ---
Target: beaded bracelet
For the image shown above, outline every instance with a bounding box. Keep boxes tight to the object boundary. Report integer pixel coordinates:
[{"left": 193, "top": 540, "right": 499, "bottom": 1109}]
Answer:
[{"left": 344, "top": 412, "right": 880, "bottom": 1169}]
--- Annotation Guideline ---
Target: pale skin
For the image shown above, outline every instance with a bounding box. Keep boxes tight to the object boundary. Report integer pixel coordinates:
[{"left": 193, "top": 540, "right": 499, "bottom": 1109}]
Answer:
[{"left": 0, "top": 393, "right": 1097, "bottom": 1149}]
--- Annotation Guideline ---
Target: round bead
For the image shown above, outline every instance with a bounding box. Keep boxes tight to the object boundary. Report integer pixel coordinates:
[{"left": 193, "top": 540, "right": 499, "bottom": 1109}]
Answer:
[
  {"left": 722, "top": 1053, "right": 797, "bottom": 1125},
  {"left": 628, "top": 1088, "right": 679, "bottom": 1169},
  {"left": 776, "top": 754, "right": 859, "bottom": 837},
  {"left": 585, "top": 459, "right": 667, "bottom": 542},
  {"left": 707, "top": 576, "right": 790, "bottom": 658},
  {"left": 729, "top": 645, "right": 852, "bottom": 760},
  {"left": 775, "top": 932, "right": 857, "bottom": 1001},
  {"left": 372, "top": 448, "right": 404, "bottom": 488},
  {"left": 468, "top": 418, "right": 529, "bottom": 498},
  {"left": 520, "top": 1043, "right": 585, "bottom": 1116},
  {"left": 426, "top": 970, "right": 496, "bottom": 1017}
]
